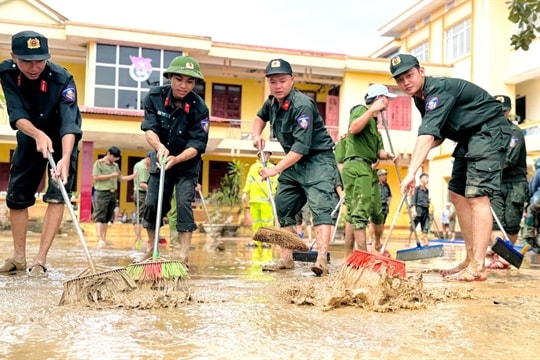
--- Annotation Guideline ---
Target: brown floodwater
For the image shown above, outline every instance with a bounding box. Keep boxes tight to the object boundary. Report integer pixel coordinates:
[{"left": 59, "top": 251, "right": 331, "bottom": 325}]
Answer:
[{"left": 1, "top": 226, "right": 540, "bottom": 359}]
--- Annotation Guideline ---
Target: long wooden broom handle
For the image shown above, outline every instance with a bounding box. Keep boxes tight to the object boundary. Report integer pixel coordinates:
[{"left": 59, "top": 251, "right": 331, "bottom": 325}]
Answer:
[
  {"left": 47, "top": 152, "right": 97, "bottom": 274},
  {"left": 381, "top": 111, "right": 422, "bottom": 247},
  {"left": 259, "top": 151, "right": 280, "bottom": 227}
]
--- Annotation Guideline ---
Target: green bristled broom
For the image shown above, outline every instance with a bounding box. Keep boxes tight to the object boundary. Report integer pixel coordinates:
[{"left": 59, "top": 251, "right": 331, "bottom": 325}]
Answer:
[{"left": 127, "top": 157, "right": 189, "bottom": 288}]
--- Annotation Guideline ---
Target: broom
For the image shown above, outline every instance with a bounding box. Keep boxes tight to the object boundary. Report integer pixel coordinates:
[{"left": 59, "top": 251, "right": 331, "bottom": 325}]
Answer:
[
  {"left": 48, "top": 153, "right": 137, "bottom": 306},
  {"left": 490, "top": 206, "right": 530, "bottom": 268},
  {"left": 252, "top": 151, "right": 308, "bottom": 251},
  {"left": 198, "top": 187, "right": 225, "bottom": 251},
  {"left": 379, "top": 111, "right": 444, "bottom": 261},
  {"left": 344, "top": 196, "right": 407, "bottom": 278},
  {"left": 127, "top": 158, "right": 189, "bottom": 288}
]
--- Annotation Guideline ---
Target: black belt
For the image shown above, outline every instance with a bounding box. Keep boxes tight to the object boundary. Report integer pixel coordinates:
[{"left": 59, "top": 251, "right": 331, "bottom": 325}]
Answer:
[
  {"left": 344, "top": 156, "right": 372, "bottom": 165},
  {"left": 97, "top": 189, "right": 116, "bottom": 193}
]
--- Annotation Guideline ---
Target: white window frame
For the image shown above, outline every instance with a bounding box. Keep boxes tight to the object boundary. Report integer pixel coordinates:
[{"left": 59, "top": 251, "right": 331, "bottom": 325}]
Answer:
[
  {"left": 410, "top": 42, "right": 429, "bottom": 63},
  {"left": 445, "top": 19, "right": 471, "bottom": 62},
  {"left": 92, "top": 44, "right": 182, "bottom": 110}
]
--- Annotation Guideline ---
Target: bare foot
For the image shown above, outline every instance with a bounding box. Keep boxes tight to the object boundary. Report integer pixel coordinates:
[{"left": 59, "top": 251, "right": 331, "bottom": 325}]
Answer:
[
  {"left": 443, "top": 266, "right": 487, "bottom": 282},
  {"left": 487, "top": 256, "right": 511, "bottom": 270},
  {"left": 439, "top": 262, "right": 468, "bottom": 277}
]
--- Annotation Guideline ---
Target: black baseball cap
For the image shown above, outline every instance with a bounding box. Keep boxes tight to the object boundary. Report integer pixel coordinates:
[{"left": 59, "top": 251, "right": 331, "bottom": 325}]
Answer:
[
  {"left": 11, "top": 31, "right": 51, "bottom": 61},
  {"left": 494, "top": 95, "right": 511, "bottom": 110},
  {"left": 108, "top": 146, "right": 121, "bottom": 157},
  {"left": 265, "top": 59, "right": 293, "bottom": 77},
  {"left": 389, "top": 54, "right": 419, "bottom": 78}
]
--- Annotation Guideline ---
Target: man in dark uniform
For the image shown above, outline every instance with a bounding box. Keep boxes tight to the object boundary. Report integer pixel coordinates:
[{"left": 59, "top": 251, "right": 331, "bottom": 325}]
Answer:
[
  {"left": 139, "top": 55, "right": 209, "bottom": 266},
  {"left": 488, "top": 95, "right": 528, "bottom": 269},
  {"left": 391, "top": 54, "right": 511, "bottom": 281},
  {"left": 0, "top": 30, "right": 82, "bottom": 275},
  {"left": 409, "top": 173, "right": 430, "bottom": 246},
  {"left": 377, "top": 169, "right": 392, "bottom": 224},
  {"left": 523, "top": 158, "right": 540, "bottom": 249},
  {"left": 253, "top": 58, "right": 340, "bottom": 276}
]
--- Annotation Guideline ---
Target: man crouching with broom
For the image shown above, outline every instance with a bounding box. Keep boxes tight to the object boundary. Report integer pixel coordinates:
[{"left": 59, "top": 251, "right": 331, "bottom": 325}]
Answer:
[
  {"left": 138, "top": 55, "right": 209, "bottom": 268},
  {"left": 252, "top": 58, "right": 340, "bottom": 276}
]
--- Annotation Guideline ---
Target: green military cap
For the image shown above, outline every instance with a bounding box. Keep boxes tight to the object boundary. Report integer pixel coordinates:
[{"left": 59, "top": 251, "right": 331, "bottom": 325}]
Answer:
[
  {"left": 164, "top": 56, "right": 204, "bottom": 80},
  {"left": 494, "top": 95, "right": 511, "bottom": 111},
  {"left": 389, "top": 54, "right": 419, "bottom": 78},
  {"left": 265, "top": 58, "right": 293, "bottom": 77}
]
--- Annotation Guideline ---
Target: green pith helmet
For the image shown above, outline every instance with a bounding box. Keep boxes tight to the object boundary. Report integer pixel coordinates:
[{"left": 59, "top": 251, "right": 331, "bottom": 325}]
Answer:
[
  {"left": 535, "top": 158, "right": 540, "bottom": 170},
  {"left": 164, "top": 56, "right": 204, "bottom": 80}
]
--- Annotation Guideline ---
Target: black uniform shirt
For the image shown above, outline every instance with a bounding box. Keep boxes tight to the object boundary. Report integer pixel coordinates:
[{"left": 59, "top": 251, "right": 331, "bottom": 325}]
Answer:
[
  {"left": 503, "top": 122, "right": 527, "bottom": 182},
  {"left": 257, "top": 88, "right": 334, "bottom": 155},
  {"left": 141, "top": 85, "right": 209, "bottom": 175},
  {"left": 413, "top": 76, "right": 504, "bottom": 142},
  {"left": 0, "top": 60, "right": 82, "bottom": 143}
]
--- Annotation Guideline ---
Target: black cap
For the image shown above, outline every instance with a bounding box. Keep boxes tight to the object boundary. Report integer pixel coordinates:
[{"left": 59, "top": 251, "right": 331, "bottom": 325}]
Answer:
[
  {"left": 494, "top": 95, "right": 511, "bottom": 110},
  {"left": 389, "top": 54, "right": 419, "bottom": 78},
  {"left": 146, "top": 151, "right": 153, "bottom": 158},
  {"left": 265, "top": 59, "right": 293, "bottom": 77},
  {"left": 108, "top": 146, "right": 121, "bottom": 157},
  {"left": 11, "top": 31, "right": 51, "bottom": 61}
]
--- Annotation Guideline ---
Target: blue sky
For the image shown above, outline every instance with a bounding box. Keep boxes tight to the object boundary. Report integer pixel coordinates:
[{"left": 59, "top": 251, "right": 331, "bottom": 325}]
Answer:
[{"left": 43, "top": 0, "right": 417, "bottom": 56}]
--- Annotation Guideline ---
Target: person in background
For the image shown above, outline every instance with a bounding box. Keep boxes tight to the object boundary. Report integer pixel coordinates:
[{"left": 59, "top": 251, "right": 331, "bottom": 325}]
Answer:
[
  {"left": 390, "top": 54, "right": 511, "bottom": 281},
  {"left": 295, "top": 204, "right": 313, "bottom": 244},
  {"left": 441, "top": 202, "right": 452, "bottom": 240},
  {"left": 0, "top": 30, "right": 82, "bottom": 275},
  {"left": 487, "top": 95, "right": 528, "bottom": 269},
  {"left": 253, "top": 58, "right": 340, "bottom": 276},
  {"left": 242, "top": 150, "right": 277, "bottom": 247},
  {"left": 522, "top": 158, "right": 540, "bottom": 251},
  {"left": 139, "top": 55, "right": 209, "bottom": 267},
  {"left": 407, "top": 173, "right": 430, "bottom": 246},
  {"left": 340, "top": 84, "right": 396, "bottom": 257},
  {"left": 92, "top": 146, "right": 136, "bottom": 249},
  {"left": 377, "top": 169, "right": 392, "bottom": 225},
  {"left": 132, "top": 151, "right": 151, "bottom": 250}
]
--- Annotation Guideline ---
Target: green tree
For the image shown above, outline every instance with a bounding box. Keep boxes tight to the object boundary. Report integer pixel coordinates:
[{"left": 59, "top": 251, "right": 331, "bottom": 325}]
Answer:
[{"left": 508, "top": 0, "right": 540, "bottom": 51}]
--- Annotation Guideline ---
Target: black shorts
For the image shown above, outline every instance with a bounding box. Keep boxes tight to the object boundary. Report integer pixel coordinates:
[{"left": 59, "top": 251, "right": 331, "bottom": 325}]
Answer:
[{"left": 7, "top": 133, "right": 77, "bottom": 210}]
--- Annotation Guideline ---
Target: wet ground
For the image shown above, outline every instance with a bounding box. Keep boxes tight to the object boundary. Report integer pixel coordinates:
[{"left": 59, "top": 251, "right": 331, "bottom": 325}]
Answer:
[{"left": 1, "top": 226, "right": 540, "bottom": 359}]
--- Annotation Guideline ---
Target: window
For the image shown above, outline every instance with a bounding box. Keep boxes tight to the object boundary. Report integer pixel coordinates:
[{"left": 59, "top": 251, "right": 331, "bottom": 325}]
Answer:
[
  {"left": 93, "top": 44, "right": 182, "bottom": 110},
  {"left": 211, "top": 84, "right": 241, "bottom": 119},
  {"left": 381, "top": 85, "right": 411, "bottom": 131},
  {"left": 445, "top": 19, "right": 471, "bottom": 62},
  {"left": 410, "top": 42, "right": 429, "bottom": 63}
]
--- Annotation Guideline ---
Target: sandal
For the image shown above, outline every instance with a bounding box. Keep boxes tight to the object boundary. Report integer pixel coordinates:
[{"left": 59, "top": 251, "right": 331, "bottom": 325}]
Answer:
[
  {"left": 444, "top": 266, "right": 487, "bottom": 282},
  {"left": 0, "top": 258, "right": 27, "bottom": 273},
  {"left": 310, "top": 263, "right": 329, "bottom": 277},
  {"left": 28, "top": 261, "right": 48, "bottom": 277},
  {"left": 262, "top": 259, "right": 294, "bottom": 272}
]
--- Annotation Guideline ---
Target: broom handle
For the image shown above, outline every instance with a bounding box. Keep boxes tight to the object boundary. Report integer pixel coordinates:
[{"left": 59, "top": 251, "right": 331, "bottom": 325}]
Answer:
[
  {"left": 490, "top": 205, "right": 511, "bottom": 241},
  {"left": 198, "top": 188, "right": 219, "bottom": 243},
  {"left": 47, "top": 152, "right": 97, "bottom": 274},
  {"left": 153, "top": 157, "right": 166, "bottom": 258},
  {"left": 331, "top": 197, "right": 344, "bottom": 244},
  {"left": 259, "top": 151, "right": 280, "bottom": 227},
  {"left": 380, "top": 195, "right": 407, "bottom": 253},
  {"left": 381, "top": 111, "right": 422, "bottom": 247},
  {"left": 135, "top": 176, "right": 140, "bottom": 239}
]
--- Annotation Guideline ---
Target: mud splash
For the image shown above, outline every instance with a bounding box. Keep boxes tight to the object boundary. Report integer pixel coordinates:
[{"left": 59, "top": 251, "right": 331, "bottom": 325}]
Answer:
[{"left": 274, "top": 264, "right": 476, "bottom": 312}]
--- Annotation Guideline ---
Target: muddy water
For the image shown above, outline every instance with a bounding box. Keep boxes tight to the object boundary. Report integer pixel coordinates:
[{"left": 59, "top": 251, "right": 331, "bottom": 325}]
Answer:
[{"left": 1, "top": 228, "right": 540, "bottom": 359}]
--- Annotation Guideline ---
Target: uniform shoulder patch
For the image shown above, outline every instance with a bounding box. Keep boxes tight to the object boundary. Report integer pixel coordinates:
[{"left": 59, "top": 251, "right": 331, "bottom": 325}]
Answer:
[
  {"left": 426, "top": 97, "right": 438, "bottom": 111},
  {"left": 62, "top": 85, "right": 76, "bottom": 102},
  {"left": 509, "top": 135, "right": 518, "bottom": 148},
  {"left": 297, "top": 114, "right": 310, "bottom": 129},
  {"left": 200, "top": 118, "right": 209, "bottom": 133}
]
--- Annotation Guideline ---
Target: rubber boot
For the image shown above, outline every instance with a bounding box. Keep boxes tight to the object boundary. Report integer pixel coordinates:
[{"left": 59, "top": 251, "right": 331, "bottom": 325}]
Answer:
[{"left": 178, "top": 231, "right": 192, "bottom": 265}]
